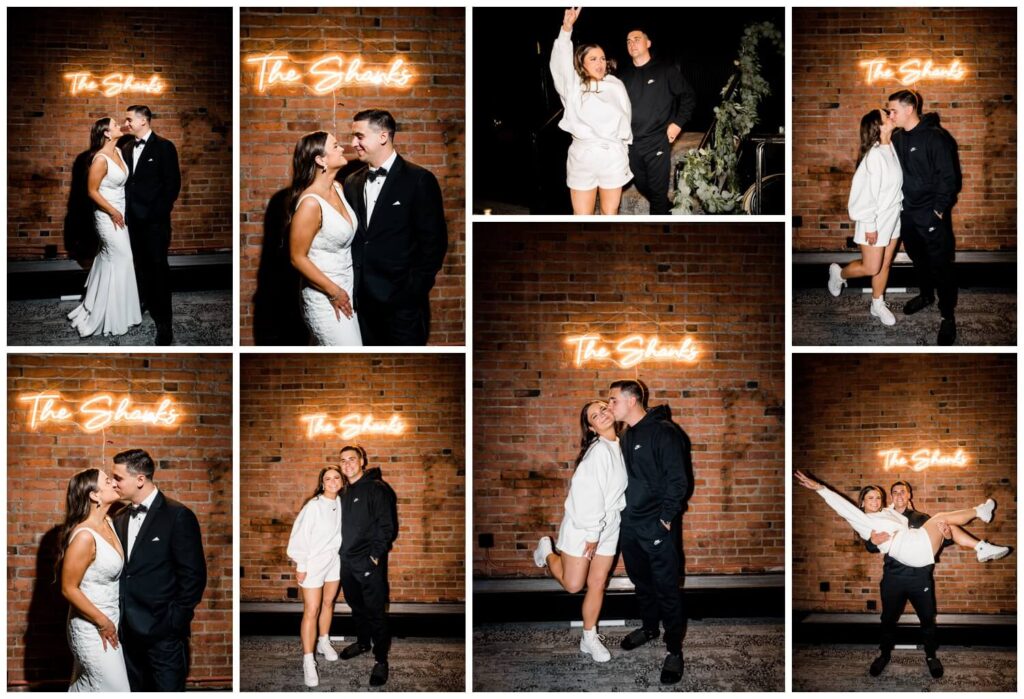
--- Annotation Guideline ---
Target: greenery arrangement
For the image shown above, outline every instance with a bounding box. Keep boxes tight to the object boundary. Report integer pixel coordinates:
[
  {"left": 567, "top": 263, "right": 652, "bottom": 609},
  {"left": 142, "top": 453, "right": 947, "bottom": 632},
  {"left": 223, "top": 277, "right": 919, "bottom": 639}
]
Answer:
[{"left": 672, "top": 21, "right": 783, "bottom": 214}]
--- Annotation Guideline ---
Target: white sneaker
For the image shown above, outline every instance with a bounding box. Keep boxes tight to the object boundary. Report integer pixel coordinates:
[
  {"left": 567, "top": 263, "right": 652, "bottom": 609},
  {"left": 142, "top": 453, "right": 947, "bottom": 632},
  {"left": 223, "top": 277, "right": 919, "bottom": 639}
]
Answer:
[
  {"left": 827, "top": 263, "right": 847, "bottom": 297},
  {"left": 870, "top": 297, "right": 896, "bottom": 326},
  {"left": 976, "top": 498, "right": 996, "bottom": 523},
  {"left": 976, "top": 540, "right": 1011, "bottom": 562},
  {"left": 580, "top": 628, "right": 611, "bottom": 662},
  {"left": 533, "top": 536, "right": 553, "bottom": 568},
  {"left": 303, "top": 655, "right": 319, "bottom": 687},
  {"left": 317, "top": 635, "right": 339, "bottom": 661}
]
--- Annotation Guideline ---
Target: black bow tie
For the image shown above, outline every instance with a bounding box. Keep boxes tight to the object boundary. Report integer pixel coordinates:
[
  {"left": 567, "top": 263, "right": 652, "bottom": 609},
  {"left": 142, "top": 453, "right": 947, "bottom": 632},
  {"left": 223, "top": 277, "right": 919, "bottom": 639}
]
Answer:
[
  {"left": 134, "top": 138, "right": 146, "bottom": 147},
  {"left": 129, "top": 504, "right": 148, "bottom": 518},
  {"left": 367, "top": 166, "right": 388, "bottom": 182}
]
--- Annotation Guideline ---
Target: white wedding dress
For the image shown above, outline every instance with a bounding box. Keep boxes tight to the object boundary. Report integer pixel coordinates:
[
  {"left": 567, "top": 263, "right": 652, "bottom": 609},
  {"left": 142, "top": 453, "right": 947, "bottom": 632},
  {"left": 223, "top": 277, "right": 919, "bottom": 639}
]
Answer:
[
  {"left": 298, "top": 183, "right": 363, "bottom": 346},
  {"left": 66, "top": 524, "right": 130, "bottom": 692},
  {"left": 67, "top": 150, "right": 142, "bottom": 337}
]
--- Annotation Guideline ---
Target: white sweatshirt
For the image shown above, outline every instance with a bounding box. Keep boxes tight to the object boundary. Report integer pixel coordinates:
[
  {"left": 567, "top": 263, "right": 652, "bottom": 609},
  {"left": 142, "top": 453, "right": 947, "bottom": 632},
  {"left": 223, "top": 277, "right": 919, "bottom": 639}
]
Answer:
[
  {"left": 564, "top": 437, "right": 628, "bottom": 542},
  {"left": 816, "top": 487, "right": 935, "bottom": 567},
  {"left": 286, "top": 495, "right": 342, "bottom": 573},
  {"left": 550, "top": 29, "right": 632, "bottom": 146},
  {"left": 848, "top": 143, "right": 903, "bottom": 239}
]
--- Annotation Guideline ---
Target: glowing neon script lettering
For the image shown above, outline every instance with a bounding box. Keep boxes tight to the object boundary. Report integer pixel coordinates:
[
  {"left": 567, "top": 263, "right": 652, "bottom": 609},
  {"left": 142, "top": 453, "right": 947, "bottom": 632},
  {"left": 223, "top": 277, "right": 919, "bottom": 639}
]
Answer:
[
  {"left": 19, "top": 393, "right": 181, "bottom": 433},
  {"left": 64, "top": 72, "right": 165, "bottom": 97},
  {"left": 860, "top": 58, "right": 967, "bottom": 86},
  {"left": 878, "top": 448, "right": 968, "bottom": 472},
  {"left": 566, "top": 334, "right": 699, "bottom": 369},
  {"left": 245, "top": 53, "right": 414, "bottom": 94},
  {"left": 301, "top": 413, "right": 405, "bottom": 439}
]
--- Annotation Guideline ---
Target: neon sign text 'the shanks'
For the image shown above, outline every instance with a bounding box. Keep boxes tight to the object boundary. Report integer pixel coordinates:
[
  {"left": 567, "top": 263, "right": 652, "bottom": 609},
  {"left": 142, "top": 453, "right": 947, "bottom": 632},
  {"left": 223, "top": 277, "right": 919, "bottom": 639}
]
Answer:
[
  {"left": 566, "top": 334, "right": 699, "bottom": 369},
  {"left": 878, "top": 448, "right": 968, "bottom": 472},
  {"left": 19, "top": 392, "right": 182, "bottom": 433},
  {"left": 245, "top": 53, "right": 414, "bottom": 93},
  {"left": 301, "top": 413, "right": 405, "bottom": 439},
  {"left": 64, "top": 72, "right": 165, "bottom": 97},
  {"left": 860, "top": 58, "right": 967, "bottom": 86}
]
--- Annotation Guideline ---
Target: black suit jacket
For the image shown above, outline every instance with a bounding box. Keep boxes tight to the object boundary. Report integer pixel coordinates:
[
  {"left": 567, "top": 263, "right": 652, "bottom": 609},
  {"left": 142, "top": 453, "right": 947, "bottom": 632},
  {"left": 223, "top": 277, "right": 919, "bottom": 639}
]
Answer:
[
  {"left": 343, "top": 154, "right": 448, "bottom": 309},
  {"left": 121, "top": 132, "right": 181, "bottom": 225},
  {"left": 114, "top": 491, "right": 207, "bottom": 640}
]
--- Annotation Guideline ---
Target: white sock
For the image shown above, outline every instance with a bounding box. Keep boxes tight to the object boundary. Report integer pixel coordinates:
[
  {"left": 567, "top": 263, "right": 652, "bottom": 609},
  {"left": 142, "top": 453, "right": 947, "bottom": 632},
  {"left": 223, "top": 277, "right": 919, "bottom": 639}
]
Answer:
[
  {"left": 872, "top": 295, "right": 884, "bottom": 303},
  {"left": 583, "top": 627, "right": 597, "bottom": 638},
  {"left": 304, "top": 652, "right": 314, "bottom": 661},
  {"left": 975, "top": 540, "right": 985, "bottom": 550},
  {"left": 318, "top": 635, "right": 329, "bottom": 642}
]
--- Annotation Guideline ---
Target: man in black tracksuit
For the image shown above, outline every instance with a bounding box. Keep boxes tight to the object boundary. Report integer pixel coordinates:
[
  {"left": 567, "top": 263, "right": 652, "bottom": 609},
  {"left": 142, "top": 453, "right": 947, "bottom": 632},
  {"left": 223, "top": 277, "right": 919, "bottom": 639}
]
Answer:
[
  {"left": 337, "top": 446, "right": 399, "bottom": 686},
  {"left": 887, "top": 89, "right": 961, "bottom": 345},
  {"left": 864, "top": 481, "right": 948, "bottom": 679},
  {"left": 609, "top": 380, "right": 690, "bottom": 684},
  {"left": 618, "top": 29, "right": 696, "bottom": 215}
]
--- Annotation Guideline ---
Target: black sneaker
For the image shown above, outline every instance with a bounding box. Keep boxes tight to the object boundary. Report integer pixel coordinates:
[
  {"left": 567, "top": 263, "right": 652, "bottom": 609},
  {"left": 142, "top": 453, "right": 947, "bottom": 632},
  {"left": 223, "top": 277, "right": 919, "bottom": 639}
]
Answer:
[
  {"left": 660, "top": 652, "right": 684, "bottom": 684},
  {"left": 340, "top": 642, "right": 371, "bottom": 660},
  {"left": 938, "top": 317, "right": 956, "bottom": 346},
  {"left": 926, "top": 656, "right": 944, "bottom": 679},
  {"left": 903, "top": 294, "right": 935, "bottom": 315},
  {"left": 620, "top": 627, "right": 660, "bottom": 650},
  {"left": 869, "top": 652, "right": 891, "bottom": 677},
  {"left": 369, "top": 661, "right": 389, "bottom": 686}
]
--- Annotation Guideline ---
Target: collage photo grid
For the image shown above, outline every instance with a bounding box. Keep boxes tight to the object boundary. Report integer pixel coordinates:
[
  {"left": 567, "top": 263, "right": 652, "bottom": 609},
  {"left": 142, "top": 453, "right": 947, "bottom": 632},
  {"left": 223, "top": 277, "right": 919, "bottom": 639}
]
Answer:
[{"left": 1, "top": 0, "right": 1019, "bottom": 694}]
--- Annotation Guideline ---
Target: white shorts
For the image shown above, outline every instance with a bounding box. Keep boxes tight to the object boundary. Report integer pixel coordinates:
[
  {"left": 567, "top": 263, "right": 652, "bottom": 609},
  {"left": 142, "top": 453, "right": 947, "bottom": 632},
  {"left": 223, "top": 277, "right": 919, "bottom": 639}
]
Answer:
[
  {"left": 556, "top": 511, "right": 621, "bottom": 558},
  {"left": 853, "top": 222, "right": 901, "bottom": 247},
  {"left": 566, "top": 139, "right": 633, "bottom": 191},
  {"left": 298, "top": 551, "right": 341, "bottom": 589}
]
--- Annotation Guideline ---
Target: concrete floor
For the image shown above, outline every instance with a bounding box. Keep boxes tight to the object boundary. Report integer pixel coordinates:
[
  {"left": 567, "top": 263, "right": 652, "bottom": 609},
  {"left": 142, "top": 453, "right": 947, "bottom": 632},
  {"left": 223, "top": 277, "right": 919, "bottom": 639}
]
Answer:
[
  {"left": 239, "top": 636, "right": 464, "bottom": 692},
  {"left": 7, "top": 291, "right": 232, "bottom": 346},
  {"left": 473, "top": 618, "right": 783, "bottom": 692},
  {"left": 793, "top": 644, "right": 1016, "bottom": 692},
  {"left": 792, "top": 289, "right": 1016, "bottom": 346}
]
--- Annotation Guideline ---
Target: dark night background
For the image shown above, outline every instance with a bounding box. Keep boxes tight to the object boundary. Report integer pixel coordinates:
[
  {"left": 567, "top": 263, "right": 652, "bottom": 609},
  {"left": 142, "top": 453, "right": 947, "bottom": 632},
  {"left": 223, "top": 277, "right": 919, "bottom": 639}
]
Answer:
[{"left": 474, "top": 7, "right": 785, "bottom": 213}]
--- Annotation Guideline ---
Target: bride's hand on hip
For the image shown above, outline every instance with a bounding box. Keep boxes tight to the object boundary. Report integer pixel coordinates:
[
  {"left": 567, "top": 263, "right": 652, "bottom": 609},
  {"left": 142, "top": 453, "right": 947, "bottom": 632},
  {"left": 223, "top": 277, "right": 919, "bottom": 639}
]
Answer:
[
  {"left": 110, "top": 210, "right": 126, "bottom": 230},
  {"left": 96, "top": 615, "right": 119, "bottom": 651},
  {"left": 328, "top": 285, "right": 353, "bottom": 320},
  {"left": 794, "top": 470, "right": 822, "bottom": 491},
  {"left": 296, "top": 571, "right": 307, "bottom": 585}
]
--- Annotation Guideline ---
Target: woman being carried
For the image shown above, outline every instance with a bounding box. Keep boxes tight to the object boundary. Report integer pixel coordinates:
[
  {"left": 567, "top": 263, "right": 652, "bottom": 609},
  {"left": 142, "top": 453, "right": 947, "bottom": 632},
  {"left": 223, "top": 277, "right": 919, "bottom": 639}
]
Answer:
[{"left": 795, "top": 470, "right": 1010, "bottom": 565}]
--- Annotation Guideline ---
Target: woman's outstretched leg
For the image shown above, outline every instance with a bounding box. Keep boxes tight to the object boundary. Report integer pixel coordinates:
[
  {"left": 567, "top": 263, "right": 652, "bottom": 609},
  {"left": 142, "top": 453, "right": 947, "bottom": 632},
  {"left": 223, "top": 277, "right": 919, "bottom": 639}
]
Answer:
[{"left": 534, "top": 536, "right": 590, "bottom": 593}]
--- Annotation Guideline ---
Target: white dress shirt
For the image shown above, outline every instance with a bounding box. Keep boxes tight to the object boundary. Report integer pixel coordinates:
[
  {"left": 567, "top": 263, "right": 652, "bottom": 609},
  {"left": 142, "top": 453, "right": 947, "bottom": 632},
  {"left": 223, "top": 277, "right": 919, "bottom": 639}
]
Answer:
[
  {"left": 132, "top": 129, "right": 151, "bottom": 171},
  {"left": 364, "top": 150, "right": 398, "bottom": 225},
  {"left": 127, "top": 487, "right": 159, "bottom": 558}
]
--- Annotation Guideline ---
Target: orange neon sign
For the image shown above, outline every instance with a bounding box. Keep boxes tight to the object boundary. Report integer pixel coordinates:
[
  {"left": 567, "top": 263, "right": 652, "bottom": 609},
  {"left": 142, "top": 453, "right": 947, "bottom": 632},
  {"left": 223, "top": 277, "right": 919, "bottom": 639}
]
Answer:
[
  {"left": 244, "top": 53, "right": 414, "bottom": 94},
  {"left": 566, "top": 334, "right": 699, "bottom": 369},
  {"left": 19, "top": 392, "right": 182, "bottom": 433},
  {"left": 64, "top": 72, "right": 165, "bottom": 97},
  {"left": 860, "top": 58, "right": 967, "bottom": 86},
  {"left": 300, "top": 413, "right": 405, "bottom": 439},
  {"left": 879, "top": 448, "right": 968, "bottom": 472}
]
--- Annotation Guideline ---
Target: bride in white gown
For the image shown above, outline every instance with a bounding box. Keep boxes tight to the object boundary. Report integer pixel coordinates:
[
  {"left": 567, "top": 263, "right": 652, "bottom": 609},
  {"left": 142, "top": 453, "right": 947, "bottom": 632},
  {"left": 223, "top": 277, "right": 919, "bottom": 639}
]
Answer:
[
  {"left": 67, "top": 117, "right": 142, "bottom": 337},
  {"left": 288, "top": 131, "right": 363, "bottom": 346},
  {"left": 59, "top": 468, "right": 130, "bottom": 692}
]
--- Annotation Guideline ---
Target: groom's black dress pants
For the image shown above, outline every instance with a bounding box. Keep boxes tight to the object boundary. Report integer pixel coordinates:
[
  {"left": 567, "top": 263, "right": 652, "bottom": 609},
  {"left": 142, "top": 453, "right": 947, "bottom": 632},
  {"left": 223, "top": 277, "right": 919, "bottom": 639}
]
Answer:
[
  {"left": 122, "top": 625, "right": 188, "bottom": 691},
  {"left": 621, "top": 523, "right": 684, "bottom": 654},
  {"left": 127, "top": 217, "right": 173, "bottom": 325},
  {"left": 878, "top": 566, "right": 938, "bottom": 657},
  {"left": 900, "top": 206, "right": 957, "bottom": 318},
  {"left": 340, "top": 556, "right": 391, "bottom": 662}
]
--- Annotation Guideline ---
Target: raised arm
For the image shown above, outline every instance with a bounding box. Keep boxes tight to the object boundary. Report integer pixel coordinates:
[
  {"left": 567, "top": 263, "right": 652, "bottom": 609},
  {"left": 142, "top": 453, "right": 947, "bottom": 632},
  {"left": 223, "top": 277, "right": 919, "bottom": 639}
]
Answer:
[
  {"left": 795, "top": 471, "right": 875, "bottom": 540},
  {"left": 550, "top": 8, "right": 582, "bottom": 99}
]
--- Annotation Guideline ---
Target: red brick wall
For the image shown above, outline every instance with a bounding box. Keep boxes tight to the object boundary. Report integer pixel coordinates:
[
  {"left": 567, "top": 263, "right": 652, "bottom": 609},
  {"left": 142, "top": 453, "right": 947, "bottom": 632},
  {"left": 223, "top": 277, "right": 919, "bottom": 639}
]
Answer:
[
  {"left": 239, "top": 7, "right": 466, "bottom": 345},
  {"left": 6, "top": 9, "right": 233, "bottom": 260},
  {"left": 793, "top": 354, "right": 1016, "bottom": 614},
  {"left": 6, "top": 354, "right": 233, "bottom": 688},
  {"left": 240, "top": 354, "right": 465, "bottom": 603},
  {"left": 793, "top": 8, "right": 1016, "bottom": 251},
  {"left": 472, "top": 223, "right": 785, "bottom": 578}
]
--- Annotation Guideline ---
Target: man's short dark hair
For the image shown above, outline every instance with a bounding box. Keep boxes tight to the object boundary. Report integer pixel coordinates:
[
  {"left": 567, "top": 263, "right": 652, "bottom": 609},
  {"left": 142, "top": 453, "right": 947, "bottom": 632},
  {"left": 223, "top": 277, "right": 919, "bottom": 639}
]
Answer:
[
  {"left": 353, "top": 109, "right": 397, "bottom": 142},
  {"left": 887, "top": 89, "right": 921, "bottom": 115},
  {"left": 626, "top": 26, "right": 651, "bottom": 40},
  {"left": 113, "top": 448, "right": 156, "bottom": 479},
  {"left": 127, "top": 105, "right": 152, "bottom": 121},
  {"left": 340, "top": 444, "right": 368, "bottom": 469},
  {"left": 890, "top": 480, "right": 913, "bottom": 496},
  {"left": 610, "top": 379, "right": 649, "bottom": 410}
]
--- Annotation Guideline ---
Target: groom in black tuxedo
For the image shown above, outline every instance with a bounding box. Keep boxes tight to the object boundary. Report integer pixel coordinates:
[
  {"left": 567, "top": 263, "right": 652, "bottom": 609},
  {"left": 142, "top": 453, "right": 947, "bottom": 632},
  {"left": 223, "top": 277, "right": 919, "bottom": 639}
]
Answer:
[
  {"left": 344, "top": 109, "right": 448, "bottom": 346},
  {"left": 111, "top": 448, "right": 207, "bottom": 692},
  {"left": 122, "top": 105, "right": 181, "bottom": 346}
]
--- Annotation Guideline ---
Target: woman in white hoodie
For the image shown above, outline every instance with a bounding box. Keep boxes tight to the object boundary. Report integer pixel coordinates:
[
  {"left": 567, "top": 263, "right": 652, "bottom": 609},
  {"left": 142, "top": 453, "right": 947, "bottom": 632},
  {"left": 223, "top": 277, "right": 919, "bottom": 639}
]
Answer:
[
  {"left": 532, "top": 399, "right": 627, "bottom": 662},
  {"left": 550, "top": 7, "right": 633, "bottom": 215},
  {"left": 287, "top": 467, "right": 343, "bottom": 687},
  {"left": 795, "top": 471, "right": 1010, "bottom": 566},
  {"left": 827, "top": 108, "right": 903, "bottom": 326}
]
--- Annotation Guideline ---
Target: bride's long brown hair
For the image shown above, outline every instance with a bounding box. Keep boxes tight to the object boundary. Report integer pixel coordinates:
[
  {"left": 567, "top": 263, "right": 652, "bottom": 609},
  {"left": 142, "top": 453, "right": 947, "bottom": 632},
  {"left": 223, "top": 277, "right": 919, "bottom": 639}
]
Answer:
[
  {"left": 54, "top": 468, "right": 102, "bottom": 579},
  {"left": 857, "top": 109, "right": 884, "bottom": 165},
  {"left": 283, "top": 130, "right": 330, "bottom": 235}
]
